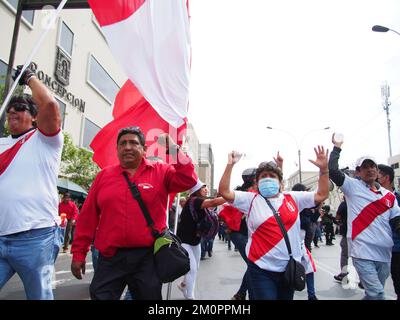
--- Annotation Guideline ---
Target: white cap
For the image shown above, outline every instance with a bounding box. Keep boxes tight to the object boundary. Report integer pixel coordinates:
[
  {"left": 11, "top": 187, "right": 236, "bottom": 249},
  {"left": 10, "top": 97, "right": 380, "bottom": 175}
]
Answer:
[
  {"left": 189, "top": 180, "right": 206, "bottom": 195},
  {"left": 355, "top": 155, "right": 377, "bottom": 168}
]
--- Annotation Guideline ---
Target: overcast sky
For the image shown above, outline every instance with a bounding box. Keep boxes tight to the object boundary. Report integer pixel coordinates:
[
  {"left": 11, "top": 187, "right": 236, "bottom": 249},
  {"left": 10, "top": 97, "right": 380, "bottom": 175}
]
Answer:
[{"left": 187, "top": 0, "right": 400, "bottom": 189}]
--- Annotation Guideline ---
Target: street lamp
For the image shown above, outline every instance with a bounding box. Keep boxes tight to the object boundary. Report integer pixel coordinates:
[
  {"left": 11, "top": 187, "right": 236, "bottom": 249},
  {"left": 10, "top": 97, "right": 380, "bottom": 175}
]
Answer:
[
  {"left": 372, "top": 25, "right": 400, "bottom": 37},
  {"left": 266, "top": 126, "right": 330, "bottom": 184},
  {"left": 372, "top": 25, "right": 399, "bottom": 158}
]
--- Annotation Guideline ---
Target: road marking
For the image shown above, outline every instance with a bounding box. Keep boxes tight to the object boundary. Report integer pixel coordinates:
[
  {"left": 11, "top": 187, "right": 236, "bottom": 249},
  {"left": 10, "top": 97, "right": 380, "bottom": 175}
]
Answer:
[{"left": 52, "top": 268, "right": 94, "bottom": 288}]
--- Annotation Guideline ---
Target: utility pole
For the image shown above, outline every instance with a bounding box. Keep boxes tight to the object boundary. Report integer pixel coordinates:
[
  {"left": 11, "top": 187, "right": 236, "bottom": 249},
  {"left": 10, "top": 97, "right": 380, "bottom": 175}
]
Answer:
[{"left": 381, "top": 81, "right": 392, "bottom": 158}]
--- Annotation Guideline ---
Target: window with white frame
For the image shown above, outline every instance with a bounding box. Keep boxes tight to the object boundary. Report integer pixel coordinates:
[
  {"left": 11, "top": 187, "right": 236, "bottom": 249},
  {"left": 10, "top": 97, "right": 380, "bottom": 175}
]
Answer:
[
  {"left": 0, "top": 59, "right": 8, "bottom": 85},
  {"left": 4, "top": 0, "right": 35, "bottom": 25},
  {"left": 0, "top": 59, "right": 16, "bottom": 85},
  {"left": 87, "top": 55, "right": 119, "bottom": 103},
  {"left": 82, "top": 118, "right": 100, "bottom": 150},
  {"left": 59, "top": 21, "right": 74, "bottom": 56}
]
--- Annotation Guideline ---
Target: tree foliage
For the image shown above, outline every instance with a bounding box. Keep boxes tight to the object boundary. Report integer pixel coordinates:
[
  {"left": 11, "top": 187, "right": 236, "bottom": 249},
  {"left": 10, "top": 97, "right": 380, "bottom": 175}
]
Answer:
[{"left": 61, "top": 132, "right": 100, "bottom": 191}]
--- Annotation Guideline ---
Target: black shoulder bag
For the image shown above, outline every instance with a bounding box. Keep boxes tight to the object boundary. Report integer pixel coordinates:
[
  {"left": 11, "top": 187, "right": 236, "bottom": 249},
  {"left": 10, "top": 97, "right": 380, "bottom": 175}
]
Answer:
[
  {"left": 123, "top": 172, "right": 190, "bottom": 283},
  {"left": 264, "top": 197, "right": 306, "bottom": 291}
]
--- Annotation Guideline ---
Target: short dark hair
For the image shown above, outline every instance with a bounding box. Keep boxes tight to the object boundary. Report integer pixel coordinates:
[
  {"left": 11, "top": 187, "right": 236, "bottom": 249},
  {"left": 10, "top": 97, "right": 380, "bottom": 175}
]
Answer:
[
  {"left": 256, "top": 161, "right": 283, "bottom": 182},
  {"left": 7, "top": 94, "right": 38, "bottom": 117},
  {"left": 64, "top": 192, "right": 71, "bottom": 198},
  {"left": 378, "top": 164, "right": 395, "bottom": 184},
  {"left": 117, "top": 126, "right": 145, "bottom": 146},
  {"left": 292, "top": 183, "right": 307, "bottom": 191}
]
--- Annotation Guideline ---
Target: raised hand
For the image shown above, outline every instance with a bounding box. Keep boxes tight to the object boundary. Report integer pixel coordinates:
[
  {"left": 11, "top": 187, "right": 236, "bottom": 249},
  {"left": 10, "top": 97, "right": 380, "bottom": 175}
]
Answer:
[
  {"left": 273, "top": 151, "right": 283, "bottom": 170},
  {"left": 228, "top": 151, "right": 243, "bottom": 165},
  {"left": 12, "top": 65, "right": 35, "bottom": 86},
  {"left": 309, "top": 145, "right": 329, "bottom": 171},
  {"left": 331, "top": 133, "right": 343, "bottom": 149}
]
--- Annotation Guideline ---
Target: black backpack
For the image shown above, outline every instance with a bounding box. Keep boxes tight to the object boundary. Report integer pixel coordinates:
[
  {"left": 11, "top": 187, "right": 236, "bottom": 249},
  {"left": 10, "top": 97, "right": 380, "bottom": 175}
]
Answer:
[{"left": 189, "top": 197, "right": 219, "bottom": 240}]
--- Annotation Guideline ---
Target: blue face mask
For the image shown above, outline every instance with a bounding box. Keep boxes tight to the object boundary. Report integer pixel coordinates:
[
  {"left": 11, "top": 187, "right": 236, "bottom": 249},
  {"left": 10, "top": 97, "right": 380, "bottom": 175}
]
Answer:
[{"left": 258, "top": 178, "right": 280, "bottom": 198}]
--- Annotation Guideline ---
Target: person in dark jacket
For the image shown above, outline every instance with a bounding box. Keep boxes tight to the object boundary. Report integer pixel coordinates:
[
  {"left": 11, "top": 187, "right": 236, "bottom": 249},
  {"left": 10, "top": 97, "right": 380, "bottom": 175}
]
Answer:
[
  {"left": 333, "top": 199, "right": 349, "bottom": 282},
  {"left": 321, "top": 205, "right": 335, "bottom": 245}
]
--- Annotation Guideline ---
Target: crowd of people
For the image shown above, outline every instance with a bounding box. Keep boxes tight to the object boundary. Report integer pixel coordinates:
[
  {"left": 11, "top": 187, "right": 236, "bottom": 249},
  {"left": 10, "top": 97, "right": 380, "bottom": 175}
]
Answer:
[{"left": 1, "top": 66, "right": 400, "bottom": 301}]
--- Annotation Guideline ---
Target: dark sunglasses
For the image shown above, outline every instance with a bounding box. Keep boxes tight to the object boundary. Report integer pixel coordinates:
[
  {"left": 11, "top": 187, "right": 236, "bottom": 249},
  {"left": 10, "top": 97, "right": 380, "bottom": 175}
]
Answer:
[{"left": 6, "top": 103, "right": 30, "bottom": 114}]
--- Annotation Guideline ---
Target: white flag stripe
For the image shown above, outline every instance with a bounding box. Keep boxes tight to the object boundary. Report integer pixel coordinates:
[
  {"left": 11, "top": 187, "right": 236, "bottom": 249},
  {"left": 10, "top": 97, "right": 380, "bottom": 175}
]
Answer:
[{"left": 101, "top": 0, "right": 190, "bottom": 127}]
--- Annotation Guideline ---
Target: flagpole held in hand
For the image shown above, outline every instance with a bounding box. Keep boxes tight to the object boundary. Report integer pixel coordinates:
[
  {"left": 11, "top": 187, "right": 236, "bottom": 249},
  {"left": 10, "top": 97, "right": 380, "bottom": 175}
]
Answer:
[{"left": 0, "top": 0, "right": 68, "bottom": 119}]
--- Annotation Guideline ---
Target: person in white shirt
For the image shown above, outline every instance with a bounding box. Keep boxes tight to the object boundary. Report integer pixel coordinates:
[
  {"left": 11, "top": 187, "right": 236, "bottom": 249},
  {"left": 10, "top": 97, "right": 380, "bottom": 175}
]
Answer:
[
  {"left": 329, "top": 135, "right": 400, "bottom": 300},
  {"left": 0, "top": 65, "right": 63, "bottom": 300},
  {"left": 218, "top": 146, "right": 329, "bottom": 300}
]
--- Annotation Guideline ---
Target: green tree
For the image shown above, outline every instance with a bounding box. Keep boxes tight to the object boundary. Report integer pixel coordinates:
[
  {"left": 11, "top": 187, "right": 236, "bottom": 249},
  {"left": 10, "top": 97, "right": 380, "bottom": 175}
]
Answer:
[{"left": 61, "top": 132, "right": 100, "bottom": 191}]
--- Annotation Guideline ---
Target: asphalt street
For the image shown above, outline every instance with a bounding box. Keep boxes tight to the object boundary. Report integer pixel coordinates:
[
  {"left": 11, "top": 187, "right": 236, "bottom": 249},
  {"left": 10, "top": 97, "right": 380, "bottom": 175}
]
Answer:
[{"left": 0, "top": 235, "right": 396, "bottom": 300}]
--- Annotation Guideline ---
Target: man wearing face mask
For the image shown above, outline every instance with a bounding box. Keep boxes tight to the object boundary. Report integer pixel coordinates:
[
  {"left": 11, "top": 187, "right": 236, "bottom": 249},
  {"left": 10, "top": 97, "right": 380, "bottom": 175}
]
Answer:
[{"left": 218, "top": 146, "right": 329, "bottom": 300}]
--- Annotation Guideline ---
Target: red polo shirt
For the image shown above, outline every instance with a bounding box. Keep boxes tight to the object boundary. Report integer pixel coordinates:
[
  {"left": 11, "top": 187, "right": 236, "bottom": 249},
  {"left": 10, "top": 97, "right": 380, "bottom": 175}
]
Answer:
[
  {"left": 58, "top": 200, "right": 79, "bottom": 220},
  {"left": 71, "top": 153, "right": 197, "bottom": 262}
]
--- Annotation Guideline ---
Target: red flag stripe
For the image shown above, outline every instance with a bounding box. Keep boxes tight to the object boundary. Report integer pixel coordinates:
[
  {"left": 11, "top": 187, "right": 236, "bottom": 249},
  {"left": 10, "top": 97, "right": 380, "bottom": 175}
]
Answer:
[
  {"left": 351, "top": 192, "right": 396, "bottom": 240},
  {"left": 90, "top": 100, "right": 186, "bottom": 169},
  {"left": 306, "top": 247, "right": 316, "bottom": 272},
  {"left": 0, "top": 130, "right": 36, "bottom": 176},
  {"left": 88, "top": 0, "right": 145, "bottom": 27},
  {"left": 248, "top": 195, "right": 298, "bottom": 262},
  {"left": 112, "top": 80, "right": 145, "bottom": 119}
]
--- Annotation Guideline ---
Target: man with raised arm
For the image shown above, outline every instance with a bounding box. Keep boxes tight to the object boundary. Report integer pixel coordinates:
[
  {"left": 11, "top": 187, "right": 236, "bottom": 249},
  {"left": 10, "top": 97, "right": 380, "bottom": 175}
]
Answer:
[
  {"left": 0, "top": 65, "right": 63, "bottom": 300},
  {"left": 328, "top": 135, "right": 400, "bottom": 300}
]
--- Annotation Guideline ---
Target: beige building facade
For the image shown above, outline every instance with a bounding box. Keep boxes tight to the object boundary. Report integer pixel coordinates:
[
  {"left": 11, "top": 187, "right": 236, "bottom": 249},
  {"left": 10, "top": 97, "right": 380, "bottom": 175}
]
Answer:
[{"left": 1, "top": 1, "right": 126, "bottom": 148}]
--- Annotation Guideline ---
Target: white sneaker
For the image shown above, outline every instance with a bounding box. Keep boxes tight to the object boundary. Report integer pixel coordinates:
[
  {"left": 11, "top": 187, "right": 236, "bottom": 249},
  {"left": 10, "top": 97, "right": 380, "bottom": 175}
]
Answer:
[{"left": 177, "top": 283, "right": 194, "bottom": 299}]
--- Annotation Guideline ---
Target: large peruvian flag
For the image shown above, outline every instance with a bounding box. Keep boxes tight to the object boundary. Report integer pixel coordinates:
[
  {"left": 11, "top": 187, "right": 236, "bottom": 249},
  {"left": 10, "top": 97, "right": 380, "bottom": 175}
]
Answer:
[{"left": 88, "top": 0, "right": 191, "bottom": 168}]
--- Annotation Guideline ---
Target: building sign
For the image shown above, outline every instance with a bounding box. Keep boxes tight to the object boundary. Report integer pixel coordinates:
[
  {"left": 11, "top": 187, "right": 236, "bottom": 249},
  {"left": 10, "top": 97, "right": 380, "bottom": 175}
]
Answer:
[
  {"left": 54, "top": 47, "right": 70, "bottom": 86},
  {"left": 30, "top": 62, "right": 85, "bottom": 113}
]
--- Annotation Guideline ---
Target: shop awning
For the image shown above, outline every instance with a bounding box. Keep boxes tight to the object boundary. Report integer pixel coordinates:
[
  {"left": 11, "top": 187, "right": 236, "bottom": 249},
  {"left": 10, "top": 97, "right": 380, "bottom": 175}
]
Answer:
[{"left": 57, "top": 178, "right": 88, "bottom": 199}]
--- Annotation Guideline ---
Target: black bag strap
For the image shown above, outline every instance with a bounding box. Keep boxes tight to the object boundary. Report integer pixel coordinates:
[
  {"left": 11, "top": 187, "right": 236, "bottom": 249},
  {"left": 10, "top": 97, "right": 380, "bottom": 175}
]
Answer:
[
  {"left": 122, "top": 171, "right": 160, "bottom": 238},
  {"left": 263, "top": 197, "right": 293, "bottom": 257}
]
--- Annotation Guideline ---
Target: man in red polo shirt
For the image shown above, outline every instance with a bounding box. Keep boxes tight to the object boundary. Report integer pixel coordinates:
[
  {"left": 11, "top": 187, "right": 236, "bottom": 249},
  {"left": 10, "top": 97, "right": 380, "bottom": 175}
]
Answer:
[
  {"left": 58, "top": 192, "right": 79, "bottom": 253},
  {"left": 70, "top": 126, "right": 197, "bottom": 300}
]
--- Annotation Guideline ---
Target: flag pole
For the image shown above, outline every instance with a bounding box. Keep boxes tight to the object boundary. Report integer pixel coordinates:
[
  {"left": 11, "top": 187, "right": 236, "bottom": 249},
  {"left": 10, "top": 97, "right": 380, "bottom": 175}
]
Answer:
[
  {"left": 0, "top": 0, "right": 68, "bottom": 118},
  {"left": 166, "top": 133, "right": 187, "bottom": 299},
  {"left": 166, "top": 192, "right": 181, "bottom": 300}
]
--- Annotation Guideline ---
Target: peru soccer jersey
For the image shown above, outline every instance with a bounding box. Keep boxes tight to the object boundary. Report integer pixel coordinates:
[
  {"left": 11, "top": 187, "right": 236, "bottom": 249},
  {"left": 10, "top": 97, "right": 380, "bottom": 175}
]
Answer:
[
  {"left": 0, "top": 129, "right": 63, "bottom": 236},
  {"left": 341, "top": 176, "right": 400, "bottom": 263},
  {"left": 232, "top": 191, "right": 315, "bottom": 272}
]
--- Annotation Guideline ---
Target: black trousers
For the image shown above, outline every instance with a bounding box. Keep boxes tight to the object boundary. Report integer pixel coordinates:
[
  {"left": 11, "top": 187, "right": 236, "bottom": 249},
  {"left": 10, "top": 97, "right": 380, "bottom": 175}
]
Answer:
[
  {"left": 391, "top": 252, "right": 400, "bottom": 299},
  {"left": 90, "top": 247, "right": 162, "bottom": 300}
]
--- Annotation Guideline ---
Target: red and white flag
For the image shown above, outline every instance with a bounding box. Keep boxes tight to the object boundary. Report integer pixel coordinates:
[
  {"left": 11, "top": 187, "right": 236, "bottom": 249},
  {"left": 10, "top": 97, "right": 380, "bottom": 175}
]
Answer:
[{"left": 88, "top": 0, "right": 191, "bottom": 168}]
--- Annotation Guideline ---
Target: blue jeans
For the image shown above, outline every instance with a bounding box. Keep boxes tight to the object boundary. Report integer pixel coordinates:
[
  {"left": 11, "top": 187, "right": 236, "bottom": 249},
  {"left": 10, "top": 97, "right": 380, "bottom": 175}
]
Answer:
[
  {"left": 247, "top": 261, "right": 294, "bottom": 300},
  {"left": 200, "top": 238, "right": 214, "bottom": 257},
  {"left": 59, "top": 227, "right": 66, "bottom": 249},
  {"left": 0, "top": 226, "right": 61, "bottom": 300},
  {"left": 352, "top": 257, "right": 390, "bottom": 300},
  {"left": 230, "top": 231, "right": 253, "bottom": 299},
  {"left": 91, "top": 245, "right": 99, "bottom": 272},
  {"left": 306, "top": 272, "right": 316, "bottom": 298}
]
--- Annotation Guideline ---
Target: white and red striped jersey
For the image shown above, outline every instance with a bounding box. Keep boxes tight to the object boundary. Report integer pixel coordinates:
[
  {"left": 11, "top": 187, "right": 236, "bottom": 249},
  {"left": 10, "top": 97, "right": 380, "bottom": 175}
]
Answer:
[
  {"left": 0, "top": 129, "right": 63, "bottom": 236},
  {"left": 341, "top": 176, "right": 400, "bottom": 262},
  {"left": 232, "top": 191, "right": 315, "bottom": 272}
]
